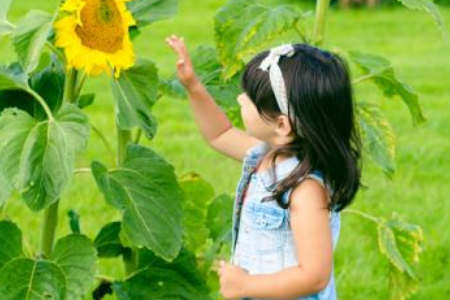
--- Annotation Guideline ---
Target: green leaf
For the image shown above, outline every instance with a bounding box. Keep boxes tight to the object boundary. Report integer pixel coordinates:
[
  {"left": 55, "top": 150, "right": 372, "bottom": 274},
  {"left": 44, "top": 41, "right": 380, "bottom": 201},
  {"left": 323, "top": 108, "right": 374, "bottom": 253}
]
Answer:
[
  {"left": 55, "top": 104, "right": 91, "bottom": 155},
  {"left": 0, "top": 63, "right": 58, "bottom": 119},
  {"left": 350, "top": 51, "right": 426, "bottom": 126},
  {"left": 214, "top": 0, "right": 303, "bottom": 79},
  {"left": 0, "top": 58, "right": 64, "bottom": 120},
  {"left": 67, "top": 209, "right": 81, "bottom": 234},
  {"left": 91, "top": 144, "right": 184, "bottom": 261},
  {"left": 179, "top": 172, "right": 215, "bottom": 254},
  {"left": 206, "top": 194, "right": 234, "bottom": 241},
  {"left": 0, "top": 221, "right": 24, "bottom": 270},
  {"left": 0, "top": 66, "right": 28, "bottom": 90},
  {"left": 201, "top": 229, "right": 232, "bottom": 277},
  {"left": 0, "top": 170, "right": 12, "bottom": 205},
  {"left": 94, "top": 222, "right": 125, "bottom": 258},
  {"left": 13, "top": 10, "right": 54, "bottom": 74},
  {"left": 357, "top": 101, "right": 396, "bottom": 176},
  {"left": 112, "top": 60, "right": 159, "bottom": 139},
  {"left": 378, "top": 213, "right": 423, "bottom": 300},
  {"left": 50, "top": 234, "right": 97, "bottom": 300},
  {"left": 136, "top": 247, "right": 211, "bottom": 294},
  {"left": 0, "top": 258, "right": 66, "bottom": 300},
  {"left": 77, "top": 93, "right": 95, "bottom": 109},
  {"left": 114, "top": 248, "right": 212, "bottom": 300},
  {"left": 0, "top": 105, "right": 89, "bottom": 211},
  {"left": 127, "top": 0, "right": 179, "bottom": 28},
  {"left": 0, "top": 0, "right": 14, "bottom": 36},
  {"left": 395, "top": 0, "right": 448, "bottom": 40},
  {"left": 29, "top": 55, "right": 65, "bottom": 120}
]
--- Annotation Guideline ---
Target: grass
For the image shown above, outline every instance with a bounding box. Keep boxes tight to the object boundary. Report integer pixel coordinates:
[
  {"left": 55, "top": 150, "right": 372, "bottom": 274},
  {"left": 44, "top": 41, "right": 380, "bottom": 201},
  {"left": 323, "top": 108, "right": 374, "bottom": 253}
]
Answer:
[{"left": 1, "top": 0, "right": 450, "bottom": 299}]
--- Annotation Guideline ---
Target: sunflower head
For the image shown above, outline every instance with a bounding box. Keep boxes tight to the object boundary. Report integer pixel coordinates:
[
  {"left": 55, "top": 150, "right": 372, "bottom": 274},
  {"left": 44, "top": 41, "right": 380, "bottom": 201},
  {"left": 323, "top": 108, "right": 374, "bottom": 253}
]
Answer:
[{"left": 55, "top": 0, "right": 136, "bottom": 77}]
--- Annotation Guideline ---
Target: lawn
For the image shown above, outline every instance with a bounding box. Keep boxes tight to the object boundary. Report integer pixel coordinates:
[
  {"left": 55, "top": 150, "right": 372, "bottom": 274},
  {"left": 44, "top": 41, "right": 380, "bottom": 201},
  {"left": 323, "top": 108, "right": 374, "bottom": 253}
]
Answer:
[{"left": 1, "top": 0, "right": 449, "bottom": 299}]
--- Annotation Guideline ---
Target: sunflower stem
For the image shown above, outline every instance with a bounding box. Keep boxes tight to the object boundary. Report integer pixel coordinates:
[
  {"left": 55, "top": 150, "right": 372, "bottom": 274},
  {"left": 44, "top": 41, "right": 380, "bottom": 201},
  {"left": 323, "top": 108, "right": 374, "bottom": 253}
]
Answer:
[
  {"left": 342, "top": 209, "right": 380, "bottom": 224},
  {"left": 352, "top": 74, "right": 376, "bottom": 85},
  {"left": 134, "top": 129, "right": 142, "bottom": 144},
  {"left": 312, "top": 0, "right": 331, "bottom": 46},
  {"left": 64, "top": 68, "right": 79, "bottom": 104},
  {"left": 117, "top": 125, "right": 137, "bottom": 274},
  {"left": 75, "top": 72, "right": 87, "bottom": 100},
  {"left": 40, "top": 66, "right": 79, "bottom": 258},
  {"left": 123, "top": 248, "right": 138, "bottom": 276},
  {"left": 40, "top": 201, "right": 59, "bottom": 258},
  {"left": 117, "top": 127, "right": 132, "bottom": 166}
]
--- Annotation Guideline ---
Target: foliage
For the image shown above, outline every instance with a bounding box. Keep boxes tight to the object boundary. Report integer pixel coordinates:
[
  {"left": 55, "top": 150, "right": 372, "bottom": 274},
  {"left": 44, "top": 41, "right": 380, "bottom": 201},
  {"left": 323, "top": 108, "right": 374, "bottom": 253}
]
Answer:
[{"left": 0, "top": 0, "right": 445, "bottom": 298}]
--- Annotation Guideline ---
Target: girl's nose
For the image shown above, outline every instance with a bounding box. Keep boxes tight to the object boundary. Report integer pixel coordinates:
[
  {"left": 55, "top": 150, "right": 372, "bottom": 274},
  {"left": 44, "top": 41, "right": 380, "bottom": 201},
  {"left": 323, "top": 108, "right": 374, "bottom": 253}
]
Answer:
[{"left": 237, "top": 94, "right": 244, "bottom": 105}]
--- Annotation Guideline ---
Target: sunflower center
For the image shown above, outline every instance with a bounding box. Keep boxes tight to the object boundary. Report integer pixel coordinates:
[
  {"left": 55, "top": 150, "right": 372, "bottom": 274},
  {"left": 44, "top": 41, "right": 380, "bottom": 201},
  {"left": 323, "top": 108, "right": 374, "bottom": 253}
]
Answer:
[{"left": 75, "top": 0, "right": 125, "bottom": 53}]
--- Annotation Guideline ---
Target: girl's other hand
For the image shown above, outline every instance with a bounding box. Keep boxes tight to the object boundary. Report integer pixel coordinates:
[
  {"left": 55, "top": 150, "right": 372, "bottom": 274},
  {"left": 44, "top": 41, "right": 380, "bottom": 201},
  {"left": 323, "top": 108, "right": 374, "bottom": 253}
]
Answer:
[
  {"left": 218, "top": 259, "right": 249, "bottom": 300},
  {"left": 165, "top": 35, "right": 200, "bottom": 91}
]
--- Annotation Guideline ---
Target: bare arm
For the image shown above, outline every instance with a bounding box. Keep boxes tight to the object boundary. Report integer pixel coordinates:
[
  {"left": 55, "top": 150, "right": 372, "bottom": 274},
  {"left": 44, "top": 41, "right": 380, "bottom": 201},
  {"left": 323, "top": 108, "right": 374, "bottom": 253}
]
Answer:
[
  {"left": 165, "top": 35, "right": 261, "bottom": 161},
  {"left": 241, "top": 179, "right": 333, "bottom": 299}
]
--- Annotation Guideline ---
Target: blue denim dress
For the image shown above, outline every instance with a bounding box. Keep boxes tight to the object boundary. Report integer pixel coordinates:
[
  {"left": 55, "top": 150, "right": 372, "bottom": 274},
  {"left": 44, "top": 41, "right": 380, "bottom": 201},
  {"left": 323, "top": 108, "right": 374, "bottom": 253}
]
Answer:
[{"left": 230, "top": 142, "right": 340, "bottom": 300}]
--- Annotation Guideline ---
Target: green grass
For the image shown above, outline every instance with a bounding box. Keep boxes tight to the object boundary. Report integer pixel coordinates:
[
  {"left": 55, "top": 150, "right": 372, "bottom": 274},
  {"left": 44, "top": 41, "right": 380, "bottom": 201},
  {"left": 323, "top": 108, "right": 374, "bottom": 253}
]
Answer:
[{"left": 1, "top": 0, "right": 450, "bottom": 299}]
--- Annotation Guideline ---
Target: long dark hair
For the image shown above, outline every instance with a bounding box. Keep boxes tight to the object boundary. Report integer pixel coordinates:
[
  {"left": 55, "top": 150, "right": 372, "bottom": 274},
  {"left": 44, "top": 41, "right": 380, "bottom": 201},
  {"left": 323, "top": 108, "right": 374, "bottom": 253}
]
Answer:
[{"left": 241, "top": 43, "right": 362, "bottom": 212}]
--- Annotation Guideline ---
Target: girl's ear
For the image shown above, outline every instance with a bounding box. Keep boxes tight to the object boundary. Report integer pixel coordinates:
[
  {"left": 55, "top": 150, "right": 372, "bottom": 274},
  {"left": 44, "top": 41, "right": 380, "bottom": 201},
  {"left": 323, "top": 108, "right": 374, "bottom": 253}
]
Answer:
[{"left": 275, "top": 115, "right": 293, "bottom": 137}]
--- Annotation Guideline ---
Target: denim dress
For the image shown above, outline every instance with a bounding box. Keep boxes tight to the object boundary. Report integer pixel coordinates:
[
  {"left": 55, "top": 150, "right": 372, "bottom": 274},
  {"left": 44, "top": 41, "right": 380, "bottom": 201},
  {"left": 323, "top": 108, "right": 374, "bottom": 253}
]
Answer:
[{"left": 229, "top": 142, "right": 340, "bottom": 300}]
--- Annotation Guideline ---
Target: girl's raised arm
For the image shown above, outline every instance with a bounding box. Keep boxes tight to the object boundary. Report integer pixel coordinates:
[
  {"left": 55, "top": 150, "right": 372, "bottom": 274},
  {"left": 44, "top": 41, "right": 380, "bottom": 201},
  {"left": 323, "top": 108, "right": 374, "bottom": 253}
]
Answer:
[{"left": 165, "top": 35, "right": 261, "bottom": 161}]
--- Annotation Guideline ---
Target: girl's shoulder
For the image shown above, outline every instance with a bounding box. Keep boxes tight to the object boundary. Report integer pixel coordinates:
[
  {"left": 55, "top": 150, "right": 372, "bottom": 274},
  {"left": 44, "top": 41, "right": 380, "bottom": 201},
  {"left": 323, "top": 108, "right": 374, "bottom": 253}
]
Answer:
[{"left": 281, "top": 169, "right": 337, "bottom": 212}]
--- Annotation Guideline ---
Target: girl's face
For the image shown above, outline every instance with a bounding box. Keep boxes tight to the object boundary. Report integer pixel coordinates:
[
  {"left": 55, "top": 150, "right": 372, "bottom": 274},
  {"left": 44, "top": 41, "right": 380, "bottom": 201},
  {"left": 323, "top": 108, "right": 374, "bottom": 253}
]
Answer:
[{"left": 237, "top": 93, "right": 277, "bottom": 141}]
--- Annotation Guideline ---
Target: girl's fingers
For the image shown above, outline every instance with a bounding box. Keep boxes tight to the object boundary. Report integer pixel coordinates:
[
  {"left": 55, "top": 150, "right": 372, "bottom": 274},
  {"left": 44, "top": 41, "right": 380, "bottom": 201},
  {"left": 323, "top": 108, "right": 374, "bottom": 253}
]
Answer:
[{"left": 166, "top": 35, "right": 191, "bottom": 64}]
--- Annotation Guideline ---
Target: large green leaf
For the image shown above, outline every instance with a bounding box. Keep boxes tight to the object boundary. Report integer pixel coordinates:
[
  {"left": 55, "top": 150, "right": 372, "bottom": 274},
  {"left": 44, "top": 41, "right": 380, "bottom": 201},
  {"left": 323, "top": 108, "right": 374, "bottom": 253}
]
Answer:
[
  {"left": 0, "top": 58, "right": 65, "bottom": 120},
  {"left": 0, "top": 0, "right": 14, "bottom": 36},
  {"left": 350, "top": 51, "right": 426, "bottom": 126},
  {"left": 29, "top": 56, "right": 65, "bottom": 119},
  {"left": 0, "top": 171, "right": 12, "bottom": 205},
  {"left": 178, "top": 173, "right": 215, "bottom": 254},
  {"left": 378, "top": 213, "right": 423, "bottom": 300},
  {"left": 395, "top": 0, "right": 447, "bottom": 40},
  {"left": 13, "top": 10, "right": 54, "bottom": 74},
  {"left": 94, "top": 222, "right": 126, "bottom": 258},
  {"left": 51, "top": 235, "right": 97, "bottom": 300},
  {"left": 357, "top": 101, "right": 396, "bottom": 176},
  {"left": 0, "top": 66, "right": 28, "bottom": 90},
  {"left": 127, "top": 0, "right": 179, "bottom": 27},
  {"left": 0, "top": 258, "right": 66, "bottom": 300},
  {"left": 0, "top": 221, "right": 24, "bottom": 270},
  {"left": 0, "top": 105, "right": 89, "bottom": 211},
  {"left": 206, "top": 194, "right": 234, "bottom": 242},
  {"left": 111, "top": 60, "right": 159, "bottom": 139},
  {"left": 214, "top": 0, "right": 303, "bottom": 79},
  {"left": 91, "top": 144, "right": 184, "bottom": 261},
  {"left": 201, "top": 194, "right": 234, "bottom": 276},
  {"left": 136, "top": 247, "right": 211, "bottom": 294},
  {"left": 160, "top": 45, "right": 244, "bottom": 128},
  {"left": 114, "top": 247, "right": 212, "bottom": 300}
]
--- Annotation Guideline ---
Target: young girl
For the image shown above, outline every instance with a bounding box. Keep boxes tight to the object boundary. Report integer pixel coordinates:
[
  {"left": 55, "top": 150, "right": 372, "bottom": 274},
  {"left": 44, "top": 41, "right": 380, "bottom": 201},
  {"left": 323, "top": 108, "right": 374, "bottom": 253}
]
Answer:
[{"left": 166, "top": 35, "right": 361, "bottom": 300}]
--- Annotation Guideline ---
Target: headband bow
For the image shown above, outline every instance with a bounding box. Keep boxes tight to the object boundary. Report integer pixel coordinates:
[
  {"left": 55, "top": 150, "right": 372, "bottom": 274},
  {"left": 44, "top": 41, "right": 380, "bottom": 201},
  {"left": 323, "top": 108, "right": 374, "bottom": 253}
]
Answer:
[{"left": 259, "top": 44, "right": 295, "bottom": 117}]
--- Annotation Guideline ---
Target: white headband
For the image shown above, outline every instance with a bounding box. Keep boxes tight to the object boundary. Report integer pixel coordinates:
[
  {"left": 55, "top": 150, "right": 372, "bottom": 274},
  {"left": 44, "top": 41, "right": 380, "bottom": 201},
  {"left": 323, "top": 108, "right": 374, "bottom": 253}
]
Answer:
[{"left": 259, "top": 44, "right": 295, "bottom": 117}]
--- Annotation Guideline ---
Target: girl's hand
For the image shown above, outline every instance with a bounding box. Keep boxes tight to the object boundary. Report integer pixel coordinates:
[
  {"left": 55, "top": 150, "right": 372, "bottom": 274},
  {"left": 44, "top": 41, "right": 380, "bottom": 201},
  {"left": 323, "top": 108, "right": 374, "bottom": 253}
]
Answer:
[
  {"left": 165, "top": 34, "right": 200, "bottom": 91},
  {"left": 218, "top": 259, "right": 250, "bottom": 300}
]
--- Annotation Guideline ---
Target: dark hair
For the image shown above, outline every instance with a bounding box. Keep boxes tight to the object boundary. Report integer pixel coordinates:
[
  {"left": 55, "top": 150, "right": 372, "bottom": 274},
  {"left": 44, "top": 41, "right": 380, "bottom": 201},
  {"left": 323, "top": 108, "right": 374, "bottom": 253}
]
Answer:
[{"left": 241, "top": 43, "right": 361, "bottom": 212}]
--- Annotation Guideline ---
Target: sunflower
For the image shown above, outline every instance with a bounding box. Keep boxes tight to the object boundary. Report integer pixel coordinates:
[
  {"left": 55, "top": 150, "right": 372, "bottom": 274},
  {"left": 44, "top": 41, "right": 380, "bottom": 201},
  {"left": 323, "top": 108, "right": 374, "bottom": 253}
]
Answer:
[{"left": 55, "top": 0, "right": 136, "bottom": 77}]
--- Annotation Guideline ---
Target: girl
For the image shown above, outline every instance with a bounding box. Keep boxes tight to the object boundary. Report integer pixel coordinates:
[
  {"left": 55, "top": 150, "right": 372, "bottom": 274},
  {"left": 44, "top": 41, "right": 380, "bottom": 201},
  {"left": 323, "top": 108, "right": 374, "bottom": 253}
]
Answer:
[{"left": 166, "top": 35, "right": 361, "bottom": 300}]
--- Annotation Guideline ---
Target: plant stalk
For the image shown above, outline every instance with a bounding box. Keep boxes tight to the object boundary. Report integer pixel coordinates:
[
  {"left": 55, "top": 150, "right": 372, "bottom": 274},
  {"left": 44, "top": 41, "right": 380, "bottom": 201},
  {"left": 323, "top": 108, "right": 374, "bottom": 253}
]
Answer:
[
  {"left": 40, "top": 201, "right": 59, "bottom": 257},
  {"left": 117, "top": 127, "right": 132, "bottom": 165},
  {"left": 63, "top": 68, "right": 79, "bottom": 104},
  {"left": 40, "top": 68, "right": 79, "bottom": 257},
  {"left": 312, "top": 0, "right": 331, "bottom": 46},
  {"left": 117, "top": 121, "right": 136, "bottom": 274}
]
